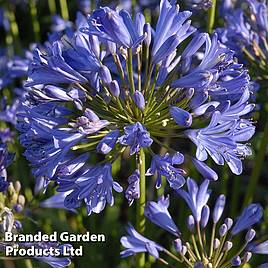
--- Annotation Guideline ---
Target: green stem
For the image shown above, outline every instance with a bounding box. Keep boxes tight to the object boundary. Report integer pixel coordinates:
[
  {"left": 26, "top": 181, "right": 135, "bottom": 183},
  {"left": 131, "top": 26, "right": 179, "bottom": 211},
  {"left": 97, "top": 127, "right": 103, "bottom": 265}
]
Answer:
[
  {"left": 243, "top": 120, "right": 268, "bottom": 206},
  {"left": 59, "top": 0, "right": 69, "bottom": 21},
  {"left": 127, "top": 48, "right": 135, "bottom": 94},
  {"left": 207, "top": 0, "right": 217, "bottom": 34},
  {"left": 24, "top": 259, "right": 33, "bottom": 268},
  {"left": 6, "top": 8, "right": 21, "bottom": 54},
  {"left": 209, "top": 223, "right": 216, "bottom": 259},
  {"left": 136, "top": 149, "right": 146, "bottom": 268},
  {"left": 29, "top": 0, "right": 40, "bottom": 42},
  {"left": 48, "top": 0, "right": 57, "bottom": 15}
]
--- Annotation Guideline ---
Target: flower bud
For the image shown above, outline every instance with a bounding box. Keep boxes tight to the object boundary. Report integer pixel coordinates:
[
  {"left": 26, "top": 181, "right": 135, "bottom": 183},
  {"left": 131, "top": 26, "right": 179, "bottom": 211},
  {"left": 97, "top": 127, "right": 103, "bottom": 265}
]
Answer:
[
  {"left": 8, "top": 182, "right": 15, "bottom": 195},
  {"left": 18, "top": 195, "right": 25, "bottom": 207},
  {"left": 110, "top": 80, "right": 120, "bottom": 97},
  {"left": 224, "top": 218, "right": 233, "bottom": 230},
  {"left": 213, "top": 194, "right": 226, "bottom": 223},
  {"left": 231, "top": 256, "right": 241, "bottom": 266},
  {"left": 174, "top": 238, "right": 182, "bottom": 253},
  {"left": 13, "top": 204, "right": 23, "bottom": 213},
  {"left": 14, "top": 220, "right": 22, "bottom": 230},
  {"left": 181, "top": 245, "right": 187, "bottom": 256},
  {"left": 192, "top": 158, "right": 218, "bottom": 181},
  {"left": 187, "top": 215, "right": 195, "bottom": 233},
  {"left": 14, "top": 181, "right": 21, "bottom": 193},
  {"left": 194, "top": 263, "right": 204, "bottom": 268},
  {"left": 214, "top": 238, "right": 220, "bottom": 249},
  {"left": 219, "top": 223, "right": 228, "bottom": 237},
  {"left": 100, "top": 65, "right": 112, "bottom": 85},
  {"left": 231, "top": 204, "right": 263, "bottom": 235},
  {"left": 84, "top": 108, "right": 99, "bottom": 122},
  {"left": 223, "top": 241, "right": 233, "bottom": 252},
  {"left": 243, "top": 252, "right": 252, "bottom": 263},
  {"left": 245, "top": 229, "right": 256, "bottom": 243},
  {"left": 170, "top": 106, "right": 192, "bottom": 127},
  {"left": 201, "top": 205, "right": 210, "bottom": 229},
  {"left": 132, "top": 91, "right": 145, "bottom": 111},
  {"left": 143, "top": 23, "right": 151, "bottom": 46}
]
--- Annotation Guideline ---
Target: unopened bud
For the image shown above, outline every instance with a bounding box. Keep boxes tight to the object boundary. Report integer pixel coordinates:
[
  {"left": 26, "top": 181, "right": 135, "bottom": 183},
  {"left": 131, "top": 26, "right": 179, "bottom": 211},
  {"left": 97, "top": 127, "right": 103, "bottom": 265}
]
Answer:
[
  {"left": 14, "top": 181, "right": 21, "bottom": 193},
  {"left": 219, "top": 223, "right": 228, "bottom": 237},
  {"left": 214, "top": 238, "right": 220, "bottom": 249},
  {"left": 110, "top": 80, "right": 120, "bottom": 97},
  {"left": 223, "top": 241, "right": 233, "bottom": 252},
  {"left": 245, "top": 229, "right": 256, "bottom": 243},
  {"left": 187, "top": 215, "right": 195, "bottom": 233},
  {"left": 18, "top": 195, "right": 25, "bottom": 207}
]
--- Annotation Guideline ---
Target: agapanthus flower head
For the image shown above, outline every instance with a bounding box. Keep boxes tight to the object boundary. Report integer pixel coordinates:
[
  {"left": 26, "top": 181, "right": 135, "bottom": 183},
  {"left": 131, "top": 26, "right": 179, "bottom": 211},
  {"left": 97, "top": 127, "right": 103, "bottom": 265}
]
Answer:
[
  {"left": 217, "top": 0, "right": 268, "bottom": 82},
  {"left": 18, "top": 0, "right": 255, "bottom": 214},
  {"left": 121, "top": 178, "right": 268, "bottom": 267}
]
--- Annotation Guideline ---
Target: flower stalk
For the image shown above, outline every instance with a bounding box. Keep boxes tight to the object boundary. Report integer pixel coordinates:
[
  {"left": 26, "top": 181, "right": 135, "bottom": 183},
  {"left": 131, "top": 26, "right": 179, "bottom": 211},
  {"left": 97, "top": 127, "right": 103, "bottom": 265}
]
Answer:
[
  {"left": 59, "top": 0, "right": 69, "bottom": 21},
  {"left": 29, "top": 0, "right": 40, "bottom": 42},
  {"left": 136, "top": 148, "right": 146, "bottom": 268},
  {"left": 207, "top": 0, "right": 217, "bottom": 34}
]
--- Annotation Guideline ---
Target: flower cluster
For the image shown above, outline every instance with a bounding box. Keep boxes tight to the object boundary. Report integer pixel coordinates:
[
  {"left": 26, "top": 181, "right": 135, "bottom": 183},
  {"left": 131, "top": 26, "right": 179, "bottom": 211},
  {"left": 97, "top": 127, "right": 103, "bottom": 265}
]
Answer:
[
  {"left": 16, "top": 0, "right": 255, "bottom": 215},
  {"left": 217, "top": 0, "right": 268, "bottom": 80},
  {"left": 121, "top": 178, "right": 268, "bottom": 267}
]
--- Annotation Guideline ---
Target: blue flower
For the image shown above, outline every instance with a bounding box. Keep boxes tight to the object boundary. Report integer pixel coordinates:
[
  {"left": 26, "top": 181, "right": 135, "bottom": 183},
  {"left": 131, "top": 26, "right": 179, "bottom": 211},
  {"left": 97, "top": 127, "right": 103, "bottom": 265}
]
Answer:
[
  {"left": 125, "top": 170, "right": 140, "bottom": 206},
  {"left": 176, "top": 178, "right": 211, "bottom": 222},
  {"left": 119, "top": 122, "right": 153, "bottom": 155},
  {"left": 152, "top": 0, "right": 194, "bottom": 63},
  {"left": 59, "top": 163, "right": 123, "bottom": 215},
  {"left": 170, "top": 106, "right": 192, "bottom": 127},
  {"left": 249, "top": 240, "right": 268, "bottom": 254},
  {"left": 69, "top": 108, "right": 110, "bottom": 135},
  {"left": 145, "top": 195, "right": 180, "bottom": 237},
  {"left": 231, "top": 204, "right": 263, "bottom": 235},
  {"left": 186, "top": 110, "right": 254, "bottom": 175},
  {"left": 40, "top": 192, "right": 76, "bottom": 212},
  {"left": 192, "top": 158, "right": 218, "bottom": 181},
  {"left": 30, "top": 85, "right": 86, "bottom": 110},
  {"left": 97, "top": 129, "right": 119, "bottom": 154},
  {"left": 120, "top": 224, "right": 163, "bottom": 258},
  {"left": 146, "top": 152, "right": 185, "bottom": 189},
  {"left": 81, "top": 7, "right": 146, "bottom": 48},
  {"left": 26, "top": 42, "right": 88, "bottom": 86},
  {"left": 213, "top": 194, "right": 226, "bottom": 223},
  {"left": 133, "top": 91, "right": 145, "bottom": 111}
]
